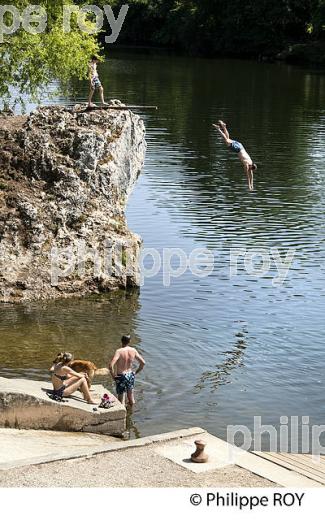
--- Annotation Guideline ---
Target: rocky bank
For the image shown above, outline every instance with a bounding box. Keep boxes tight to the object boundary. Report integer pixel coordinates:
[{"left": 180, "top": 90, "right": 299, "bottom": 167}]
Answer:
[
  {"left": 0, "top": 376, "right": 126, "bottom": 436},
  {"left": 0, "top": 103, "right": 146, "bottom": 302}
]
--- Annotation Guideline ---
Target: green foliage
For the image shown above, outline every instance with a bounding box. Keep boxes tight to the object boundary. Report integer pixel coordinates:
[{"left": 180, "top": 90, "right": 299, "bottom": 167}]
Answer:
[
  {"left": 1, "top": 0, "right": 323, "bottom": 107},
  {"left": 0, "top": 1, "right": 101, "bottom": 106},
  {"left": 311, "top": 0, "right": 325, "bottom": 39},
  {"left": 110, "top": 0, "right": 324, "bottom": 56}
]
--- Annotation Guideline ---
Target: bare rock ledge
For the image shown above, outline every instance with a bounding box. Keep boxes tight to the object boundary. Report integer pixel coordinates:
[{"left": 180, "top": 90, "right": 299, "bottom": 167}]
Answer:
[
  {"left": 0, "top": 376, "right": 126, "bottom": 436},
  {"left": 0, "top": 102, "right": 147, "bottom": 302}
]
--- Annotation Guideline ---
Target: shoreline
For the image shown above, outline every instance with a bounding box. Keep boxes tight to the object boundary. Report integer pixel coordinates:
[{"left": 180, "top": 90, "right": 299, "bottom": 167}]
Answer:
[
  {"left": 0, "top": 427, "right": 321, "bottom": 487},
  {"left": 109, "top": 41, "right": 325, "bottom": 67}
]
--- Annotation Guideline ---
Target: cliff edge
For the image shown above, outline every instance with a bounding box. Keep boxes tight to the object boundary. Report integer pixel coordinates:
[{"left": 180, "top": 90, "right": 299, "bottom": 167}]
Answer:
[{"left": 0, "top": 103, "right": 146, "bottom": 302}]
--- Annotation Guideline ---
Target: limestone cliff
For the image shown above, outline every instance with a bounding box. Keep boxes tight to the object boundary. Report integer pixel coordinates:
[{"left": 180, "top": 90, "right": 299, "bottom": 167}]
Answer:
[{"left": 0, "top": 103, "right": 146, "bottom": 302}]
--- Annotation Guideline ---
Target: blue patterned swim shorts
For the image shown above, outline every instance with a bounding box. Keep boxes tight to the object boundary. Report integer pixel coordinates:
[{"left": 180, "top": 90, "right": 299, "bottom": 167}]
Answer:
[
  {"left": 91, "top": 77, "right": 102, "bottom": 89},
  {"left": 115, "top": 371, "right": 135, "bottom": 395},
  {"left": 230, "top": 140, "right": 243, "bottom": 154}
]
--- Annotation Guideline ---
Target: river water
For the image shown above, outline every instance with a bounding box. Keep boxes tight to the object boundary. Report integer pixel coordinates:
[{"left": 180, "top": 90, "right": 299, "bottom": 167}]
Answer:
[{"left": 1, "top": 51, "right": 325, "bottom": 446}]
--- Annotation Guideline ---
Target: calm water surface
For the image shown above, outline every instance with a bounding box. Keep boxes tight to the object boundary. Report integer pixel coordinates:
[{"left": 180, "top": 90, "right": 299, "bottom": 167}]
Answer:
[{"left": 1, "top": 51, "right": 325, "bottom": 446}]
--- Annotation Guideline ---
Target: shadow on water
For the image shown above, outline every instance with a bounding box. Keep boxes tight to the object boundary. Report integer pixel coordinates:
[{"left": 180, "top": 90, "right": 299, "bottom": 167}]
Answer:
[{"left": 194, "top": 325, "right": 248, "bottom": 393}]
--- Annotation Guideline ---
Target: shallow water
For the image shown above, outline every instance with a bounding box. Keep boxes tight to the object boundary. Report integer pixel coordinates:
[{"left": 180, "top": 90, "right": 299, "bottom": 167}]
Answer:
[{"left": 1, "top": 51, "right": 325, "bottom": 447}]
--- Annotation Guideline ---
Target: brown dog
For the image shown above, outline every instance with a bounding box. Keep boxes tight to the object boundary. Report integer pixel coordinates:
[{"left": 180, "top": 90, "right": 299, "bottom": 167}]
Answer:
[{"left": 69, "top": 360, "right": 109, "bottom": 388}]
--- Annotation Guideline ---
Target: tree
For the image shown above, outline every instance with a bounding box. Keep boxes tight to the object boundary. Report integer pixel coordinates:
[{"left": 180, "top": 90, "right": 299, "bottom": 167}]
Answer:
[
  {"left": 0, "top": 1, "right": 101, "bottom": 107},
  {"left": 311, "top": 0, "right": 325, "bottom": 39},
  {"left": 105, "top": 0, "right": 322, "bottom": 56}
]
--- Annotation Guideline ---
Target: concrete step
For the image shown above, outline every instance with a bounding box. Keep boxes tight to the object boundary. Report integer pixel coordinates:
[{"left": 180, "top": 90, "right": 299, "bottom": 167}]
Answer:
[{"left": 0, "top": 377, "right": 126, "bottom": 436}]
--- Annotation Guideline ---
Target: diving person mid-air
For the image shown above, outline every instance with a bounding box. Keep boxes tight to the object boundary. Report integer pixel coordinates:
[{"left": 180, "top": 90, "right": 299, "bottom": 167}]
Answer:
[{"left": 213, "top": 120, "right": 257, "bottom": 191}]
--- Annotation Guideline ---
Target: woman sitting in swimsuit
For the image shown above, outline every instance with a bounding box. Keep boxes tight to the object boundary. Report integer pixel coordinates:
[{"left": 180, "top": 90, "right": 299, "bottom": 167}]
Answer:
[{"left": 50, "top": 352, "right": 97, "bottom": 404}]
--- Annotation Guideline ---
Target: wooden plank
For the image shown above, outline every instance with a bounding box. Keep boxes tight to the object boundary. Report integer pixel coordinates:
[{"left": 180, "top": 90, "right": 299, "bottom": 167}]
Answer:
[
  {"left": 291, "top": 453, "right": 325, "bottom": 469},
  {"left": 85, "top": 105, "right": 158, "bottom": 112},
  {"left": 254, "top": 452, "right": 325, "bottom": 485},
  {"left": 259, "top": 452, "right": 325, "bottom": 475},
  {"left": 289, "top": 453, "right": 325, "bottom": 467},
  {"left": 237, "top": 451, "right": 318, "bottom": 487},
  {"left": 40, "top": 104, "right": 158, "bottom": 112},
  {"left": 274, "top": 453, "right": 325, "bottom": 472},
  {"left": 257, "top": 454, "right": 325, "bottom": 485},
  {"left": 285, "top": 453, "right": 325, "bottom": 469},
  {"left": 273, "top": 454, "right": 325, "bottom": 480}
]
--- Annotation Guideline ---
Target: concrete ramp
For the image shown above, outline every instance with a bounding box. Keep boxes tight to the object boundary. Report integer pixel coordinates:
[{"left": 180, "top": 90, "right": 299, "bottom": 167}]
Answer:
[
  {"left": 0, "top": 377, "right": 126, "bottom": 436},
  {"left": 0, "top": 428, "right": 122, "bottom": 470}
]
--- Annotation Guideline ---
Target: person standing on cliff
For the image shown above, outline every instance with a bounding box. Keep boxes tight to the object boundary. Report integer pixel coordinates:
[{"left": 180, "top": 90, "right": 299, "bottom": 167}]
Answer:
[
  {"left": 88, "top": 56, "right": 108, "bottom": 108},
  {"left": 213, "top": 120, "right": 257, "bottom": 191},
  {"left": 109, "top": 335, "right": 146, "bottom": 406}
]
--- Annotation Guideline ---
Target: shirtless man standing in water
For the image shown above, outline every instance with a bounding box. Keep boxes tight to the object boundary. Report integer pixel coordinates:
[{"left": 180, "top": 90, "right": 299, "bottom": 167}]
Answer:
[
  {"left": 213, "top": 121, "right": 257, "bottom": 191},
  {"left": 109, "top": 335, "right": 146, "bottom": 406}
]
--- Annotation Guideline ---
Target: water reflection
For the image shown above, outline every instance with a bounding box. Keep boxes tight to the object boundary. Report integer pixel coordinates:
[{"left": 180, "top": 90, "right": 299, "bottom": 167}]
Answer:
[
  {"left": 194, "top": 326, "right": 248, "bottom": 393},
  {"left": 0, "top": 289, "right": 142, "bottom": 381},
  {"left": 1, "top": 51, "right": 325, "bottom": 443},
  {"left": 125, "top": 408, "right": 142, "bottom": 440}
]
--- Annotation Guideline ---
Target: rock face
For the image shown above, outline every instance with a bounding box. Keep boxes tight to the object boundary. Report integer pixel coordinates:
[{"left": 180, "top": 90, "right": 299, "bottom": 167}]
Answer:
[
  {"left": 0, "top": 377, "right": 126, "bottom": 436},
  {"left": 0, "top": 103, "right": 146, "bottom": 302}
]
